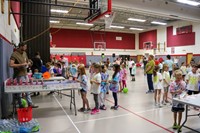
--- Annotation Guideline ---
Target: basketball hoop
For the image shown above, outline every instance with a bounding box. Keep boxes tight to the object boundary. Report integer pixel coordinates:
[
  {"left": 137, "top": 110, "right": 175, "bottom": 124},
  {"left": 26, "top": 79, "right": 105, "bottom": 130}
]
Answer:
[{"left": 104, "top": 12, "right": 115, "bottom": 29}]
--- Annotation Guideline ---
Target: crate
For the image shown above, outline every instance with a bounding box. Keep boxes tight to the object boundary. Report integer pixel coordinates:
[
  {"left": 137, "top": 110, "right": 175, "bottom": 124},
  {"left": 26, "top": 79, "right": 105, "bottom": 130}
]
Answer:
[{"left": 17, "top": 107, "right": 32, "bottom": 122}]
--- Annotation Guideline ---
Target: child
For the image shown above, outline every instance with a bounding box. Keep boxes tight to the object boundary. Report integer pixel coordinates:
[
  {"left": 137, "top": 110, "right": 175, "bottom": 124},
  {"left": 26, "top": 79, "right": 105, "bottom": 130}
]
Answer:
[
  {"left": 186, "top": 63, "right": 192, "bottom": 74},
  {"left": 76, "top": 65, "right": 90, "bottom": 112},
  {"left": 120, "top": 64, "right": 127, "bottom": 91},
  {"left": 162, "top": 64, "right": 171, "bottom": 105},
  {"left": 100, "top": 65, "right": 109, "bottom": 110},
  {"left": 158, "top": 61, "right": 163, "bottom": 73},
  {"left": 186, "top": 64, "right": 200, "bottom": 95},
  {"left": 153, "top": 66, "right": 163, "bottom": 107},
  {"left": 55, "top": 62, "right": 62, "bottom": 76},
  {"left": 109, "top": 64, "right": 120, "bottom": 110},
  {"left": 131, "top": 63, "right": 136, "bottom": 81},
  {"left": 170, "top": 70, "right": 186, "bottom": 131},
  {"left": 90, "top": 64, "right": 102, "bottom": 115},
  {"left": 89, "top": 63, "right": 96, "bottom": 80},
  {"left": 69, "top": 64, "right": 77, "bottom": 79},
  {"left": 180, "top": 62, "right": 187, "bottom": 80}
]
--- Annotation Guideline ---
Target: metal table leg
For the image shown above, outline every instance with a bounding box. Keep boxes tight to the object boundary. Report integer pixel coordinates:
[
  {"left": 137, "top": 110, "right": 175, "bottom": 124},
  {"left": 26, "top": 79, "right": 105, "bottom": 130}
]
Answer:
[
  {"left": 73, "top": 89, "right": 77, "bottom": 116},
  {"left": 178, "top": 105, "right": 188, "bottom": 133}
]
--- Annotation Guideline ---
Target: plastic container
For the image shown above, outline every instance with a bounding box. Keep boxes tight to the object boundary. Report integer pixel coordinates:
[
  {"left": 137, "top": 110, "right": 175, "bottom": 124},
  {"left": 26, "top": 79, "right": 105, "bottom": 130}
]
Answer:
[
  {"left": 33, "top": 73, "right": 42, "bottom": 79},
  {"left": 17, "top": 107, "right": 32, "bottom": 122}
]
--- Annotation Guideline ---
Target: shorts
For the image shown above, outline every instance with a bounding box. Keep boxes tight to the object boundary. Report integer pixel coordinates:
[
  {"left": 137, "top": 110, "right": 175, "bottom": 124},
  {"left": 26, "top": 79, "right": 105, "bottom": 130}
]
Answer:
[
  {"left": 187, "top": 90, "right": 199, "bottom": 95},
  {"left": 80, "top": 89, "right": 87, "bottom": 93},
  {"left": 171, "top": 107, "right": 185, "bottom": 112},
  {"left": 131, "top": 74, "right": 135, "bottom": 76},
  {"left": 163, "top": 87, "right": 169, "bottom": 92}
]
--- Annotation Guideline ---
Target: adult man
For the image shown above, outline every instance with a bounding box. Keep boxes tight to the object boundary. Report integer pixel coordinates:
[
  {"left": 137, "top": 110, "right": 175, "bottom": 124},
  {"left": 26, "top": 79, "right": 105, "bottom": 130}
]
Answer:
[{"left": 9, "top": 42, "right": 38, "bottom": 108}]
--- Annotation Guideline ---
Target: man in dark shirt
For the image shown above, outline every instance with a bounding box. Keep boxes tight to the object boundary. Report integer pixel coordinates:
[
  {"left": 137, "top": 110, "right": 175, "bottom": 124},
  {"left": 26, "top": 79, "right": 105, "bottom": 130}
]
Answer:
[{"left": 9, "top": 42, "right": 38, "bottom": 108}]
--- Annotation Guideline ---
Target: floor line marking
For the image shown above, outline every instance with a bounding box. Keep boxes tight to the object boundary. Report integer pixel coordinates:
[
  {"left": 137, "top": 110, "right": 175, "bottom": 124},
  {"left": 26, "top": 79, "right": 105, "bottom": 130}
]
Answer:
[
  {"left": 74, "top": 113, "right": 132, "bottom": 124},
  {"left": 53, "top": 95, "right": 81, "bottom": 133},
  {"left": 106, "top": 99, "right": 173, "bottom": 133}
]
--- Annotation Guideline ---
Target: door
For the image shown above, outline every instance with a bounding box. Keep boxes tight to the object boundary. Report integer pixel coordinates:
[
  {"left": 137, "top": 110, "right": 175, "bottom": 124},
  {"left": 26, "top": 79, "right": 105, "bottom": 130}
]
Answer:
[
  {"left": 137, "top": 55, "right": 143, "bottom": 63},
  {"left": 186, "top": 53, "right": 193, "bottom": 65}
]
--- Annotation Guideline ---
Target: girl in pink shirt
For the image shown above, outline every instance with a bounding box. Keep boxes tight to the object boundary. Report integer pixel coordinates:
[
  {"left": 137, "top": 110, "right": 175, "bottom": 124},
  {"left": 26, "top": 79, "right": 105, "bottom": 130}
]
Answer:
[{"left": 120, "top": 64, "right": 127, "bottom": 91}]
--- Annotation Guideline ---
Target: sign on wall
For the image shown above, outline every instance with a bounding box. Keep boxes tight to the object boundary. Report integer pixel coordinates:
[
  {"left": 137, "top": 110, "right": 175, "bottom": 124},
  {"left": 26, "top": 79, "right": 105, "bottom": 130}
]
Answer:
[
  {"left": 116, "top": 36, "right": 122, "bottom": 41},
  {"left": 171, "top": 47, "right": 175, "bottom": 54}
]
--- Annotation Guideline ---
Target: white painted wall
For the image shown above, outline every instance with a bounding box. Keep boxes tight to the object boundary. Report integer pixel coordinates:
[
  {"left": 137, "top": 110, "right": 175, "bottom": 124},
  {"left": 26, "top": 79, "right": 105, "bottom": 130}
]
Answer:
[{"left": 0, "top": 1, "right": 19, "bottom": 44}]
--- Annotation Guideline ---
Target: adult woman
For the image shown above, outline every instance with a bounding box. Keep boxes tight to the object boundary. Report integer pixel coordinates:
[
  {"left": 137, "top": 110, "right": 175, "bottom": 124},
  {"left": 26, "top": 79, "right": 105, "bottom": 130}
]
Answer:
[{"left": 145, "top": 55, "right": 155, "bottom": 93}]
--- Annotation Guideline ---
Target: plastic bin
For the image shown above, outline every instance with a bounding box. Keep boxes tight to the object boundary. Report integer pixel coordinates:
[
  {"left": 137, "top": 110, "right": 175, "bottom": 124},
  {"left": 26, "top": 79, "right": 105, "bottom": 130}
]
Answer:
[{"left": 17, "top": 107, "right": 32, "bottom": 122}]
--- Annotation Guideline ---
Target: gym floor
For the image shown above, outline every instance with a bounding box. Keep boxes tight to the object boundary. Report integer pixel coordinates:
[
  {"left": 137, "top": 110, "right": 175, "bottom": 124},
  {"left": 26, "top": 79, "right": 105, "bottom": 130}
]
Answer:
[{"left": 32, "top": 68, "right": 200, "bottom": 133}]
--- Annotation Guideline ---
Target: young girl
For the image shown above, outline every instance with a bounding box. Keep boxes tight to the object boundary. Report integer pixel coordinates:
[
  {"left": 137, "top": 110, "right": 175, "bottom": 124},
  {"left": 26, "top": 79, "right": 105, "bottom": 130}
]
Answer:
[
  {"left": 109, "top": 64, "right": 121, "bottom": 110},
  {"left": 162, "top": 64, "right": 171, "bottom": 105},
  {"left": 186, "top": 63, "right": 192, "bottom": 74},
  {"left": 76, "top": 65, "right": 90, "bottom": 112},
  {"left": 153, "top": 66, "right": 163, "bottom": 107},
  {"left": 100, "top": 65, "right": 109, "bottom": 110},
  {"left": 170, "top": 70, "right": 186, "bottom": 131},
  {"left": 120, "top": 64, "right": 127, "bottom": 91},
  {"left": 131, "top": 63, "right": 136, "bottom": 81},
  {"left": 90, "top": 64, "right": 102, "bottom": 115}
]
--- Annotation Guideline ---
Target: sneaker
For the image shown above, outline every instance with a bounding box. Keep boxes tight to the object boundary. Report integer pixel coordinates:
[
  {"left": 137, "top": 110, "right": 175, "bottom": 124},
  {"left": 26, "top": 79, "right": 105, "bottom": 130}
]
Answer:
[
  {"left": 29, "top": 104, "right": 39, "bottom": 108},
  {"left": 177, "top": 125, "right": 182, "bottom": 132},
  {"left": 154, "top": 102, "right": 158, "bottom": 106},
  {"left": 172, "top": 123, "right": 178, "bottom": 129},
  {"left": 84, "top": 108, "right": 91, "bottom": 113},
  {"left": 100, "top": 105, "right": 107, "bottom": 110},
  {"left": 91, "top": 108, "right": 99, "bottom": 115},
  {"left": 165, "top": 100, "right": 170, "bottom": 103},
  {"left": 162, "top": 101, "right": 167, "bottom": 105},
  {"left": 146, "top": 90, "right": 151, "bottom": 94},
  {"left": 111, "top": 106, "right": 118, "bottom": 110},
  {"left": 157, "top": 103, "right": 162, "bottom": 108},
  {"left": 78, "top": 107, "right": 85, "bottom": 112}
]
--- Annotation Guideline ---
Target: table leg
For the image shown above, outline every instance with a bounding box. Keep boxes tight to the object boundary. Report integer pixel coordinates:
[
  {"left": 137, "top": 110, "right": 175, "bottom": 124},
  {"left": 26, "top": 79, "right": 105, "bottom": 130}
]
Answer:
[
  {"left": 73, "top": 89, "right": 77, "bottom": 116},
  {"left": 178, "top": 105, "right": 188, "bottom": 133},
  {"left": 70, "top": 90, "right": 72, "bottom": 110}
]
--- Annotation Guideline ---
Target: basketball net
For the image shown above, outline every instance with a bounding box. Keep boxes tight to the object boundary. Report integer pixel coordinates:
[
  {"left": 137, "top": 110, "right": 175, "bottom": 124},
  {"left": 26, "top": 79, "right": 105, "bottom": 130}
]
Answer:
[{"left": 104, "top": 12, "right": 115, "bottom": 29}]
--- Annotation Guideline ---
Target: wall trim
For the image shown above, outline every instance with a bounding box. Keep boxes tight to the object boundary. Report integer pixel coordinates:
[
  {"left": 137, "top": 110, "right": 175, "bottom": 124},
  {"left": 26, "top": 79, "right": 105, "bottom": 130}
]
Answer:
[{"left": 0, "top": 34, "right": 11, "bottom": 44}]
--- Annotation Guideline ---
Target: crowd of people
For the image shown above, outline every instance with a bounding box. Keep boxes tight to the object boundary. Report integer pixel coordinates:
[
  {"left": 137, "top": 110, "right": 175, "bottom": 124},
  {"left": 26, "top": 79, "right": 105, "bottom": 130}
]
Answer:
[
  {"left": 144, "top": 54, "right": 200, "bottom": 131},
  {"left": 9, "top": 42, "right": 200, "bottom": 130}
]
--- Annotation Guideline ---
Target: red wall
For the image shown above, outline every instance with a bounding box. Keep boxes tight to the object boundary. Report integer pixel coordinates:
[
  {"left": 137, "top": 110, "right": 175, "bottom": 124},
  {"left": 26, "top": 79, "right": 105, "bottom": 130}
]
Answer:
[
  {"left": 11, "top": 1, "right": 20, "bottom": 28},
  {"left": 139, "top": 30, "right": 157, "bottom": 49},
  {"left": 50, "top": 28, "right": 135, "bottom": 49},
  {"left": 167, "top": 26, "right": 195, "bottom": 47}
]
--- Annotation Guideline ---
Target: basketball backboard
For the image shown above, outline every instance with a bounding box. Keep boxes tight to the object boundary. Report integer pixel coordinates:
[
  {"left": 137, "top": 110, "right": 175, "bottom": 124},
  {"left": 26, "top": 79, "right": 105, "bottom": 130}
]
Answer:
[{"left": 87, "top": 0, "right": 112, "bottom": 23}]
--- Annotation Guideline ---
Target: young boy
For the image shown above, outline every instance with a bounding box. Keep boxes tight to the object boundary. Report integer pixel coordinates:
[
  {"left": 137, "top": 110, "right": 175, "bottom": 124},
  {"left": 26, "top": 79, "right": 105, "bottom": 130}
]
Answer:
[
  {"left": 170, "top": 70, "right": 186, "bottom": 131},
  {"left": 186, "top": 64, "right": 200, "bottom": 95}
]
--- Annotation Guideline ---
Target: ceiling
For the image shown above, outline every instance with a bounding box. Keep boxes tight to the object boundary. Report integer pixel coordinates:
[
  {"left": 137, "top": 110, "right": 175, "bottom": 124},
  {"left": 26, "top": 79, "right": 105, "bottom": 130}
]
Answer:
[{"left": 50, "top": 0, "right": 200, "bottom": 33}]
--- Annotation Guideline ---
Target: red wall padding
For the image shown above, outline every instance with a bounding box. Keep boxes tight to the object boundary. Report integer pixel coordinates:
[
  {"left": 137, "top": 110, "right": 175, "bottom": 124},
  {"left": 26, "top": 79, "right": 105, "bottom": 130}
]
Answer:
[
  {"left": 50, "top": 28, "right": 135, "bottom": 49},
  {"left": 139, "top": 30, "right": 157, "bottom": 49},
  {"left": 51, "top": 55, "right": 87, "bottom": 66},
  {"left": 167, "top": 26, "right": 195, "bottom": 47},
  {"left": 11, "top": 1, "right": 20, "bottom": 28}
]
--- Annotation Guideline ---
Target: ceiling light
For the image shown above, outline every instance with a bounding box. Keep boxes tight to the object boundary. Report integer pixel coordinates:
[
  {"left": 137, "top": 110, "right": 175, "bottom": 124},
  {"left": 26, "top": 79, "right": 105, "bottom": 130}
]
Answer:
[
  {"left": 151, "top": 21, "right": 167, "bottom": 25},
  {"left": 110, "top": 25, "right": 125, "bottom": 29},
  {"left": 129, "top": 27, "right": 144, "bottom": 31},
  {"left": 105, "top": 14, "right": 110, "bottom": 18},
  {"left": 51, "top": 9, "right": 69, "bottom": 13},
  {"left": 50, "top": 20, "right": 60, "bottom": 23},
  {"left": 76, "top": 22, "right": 94, "bottom": 26},
  {"left": 177, "top": 0, "right": 200, "bottom": 6},
  {"left": 128, "top": 18, "right": 146, "bottom": 22}
]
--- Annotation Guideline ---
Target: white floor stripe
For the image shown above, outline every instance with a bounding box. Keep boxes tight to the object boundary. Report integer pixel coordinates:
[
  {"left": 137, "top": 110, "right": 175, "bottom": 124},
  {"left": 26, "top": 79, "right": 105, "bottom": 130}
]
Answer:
[
  {"left": 74, "top": 106, "right": 171, "bottom": 124},
  {"left": 74, "top": 113, "right": 132, "bottom": 124},
  {"left": 53, "top": 95, "right": 81, "bottom": 133}
]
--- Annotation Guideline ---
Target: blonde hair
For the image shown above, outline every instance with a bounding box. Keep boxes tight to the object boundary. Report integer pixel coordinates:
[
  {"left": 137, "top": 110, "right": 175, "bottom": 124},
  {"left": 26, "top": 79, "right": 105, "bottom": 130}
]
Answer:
[
  {"left": 78, "top": 64, "right": 86, "bottom": 75},
  {"left": 174, "top": 70, "right": 182, "bottom": 79},
  {"left": 162, "top": 64, "right": 168, "bottom": 72}
]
